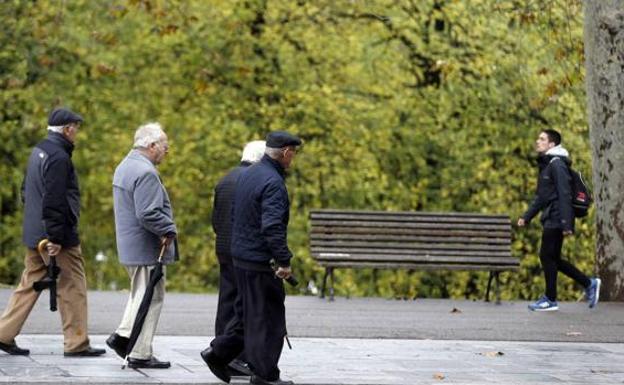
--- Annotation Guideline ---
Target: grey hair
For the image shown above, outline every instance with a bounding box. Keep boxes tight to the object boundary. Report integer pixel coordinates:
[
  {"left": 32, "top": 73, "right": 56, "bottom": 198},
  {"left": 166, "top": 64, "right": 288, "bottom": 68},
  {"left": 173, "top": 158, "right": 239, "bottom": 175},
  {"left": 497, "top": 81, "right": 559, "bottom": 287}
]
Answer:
[
  {"left": 265, "top": 147, "right": 283, "bottom": 159},
  {"left": 241, "top": 140, "right": 266, "bottom": 163},
  {"left": 133, "top": 122, "right": 165, "bottom": 148}
]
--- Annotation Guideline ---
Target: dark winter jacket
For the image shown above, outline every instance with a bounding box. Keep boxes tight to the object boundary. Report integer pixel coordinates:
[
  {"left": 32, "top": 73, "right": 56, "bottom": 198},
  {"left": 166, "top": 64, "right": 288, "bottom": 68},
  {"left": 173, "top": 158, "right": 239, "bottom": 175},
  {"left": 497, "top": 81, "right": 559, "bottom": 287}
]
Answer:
[
  {"left": 231, "top": 155, "right": 293, "bottom": 267},
  {"left": 522, "top": 146, "right": 575, "bottom": 232},
  {"left": 212, "top": 161, "right": 251, "bottom": 264},
  {"left": 22, "top": 132, "right": 81, "bottom": 248}
]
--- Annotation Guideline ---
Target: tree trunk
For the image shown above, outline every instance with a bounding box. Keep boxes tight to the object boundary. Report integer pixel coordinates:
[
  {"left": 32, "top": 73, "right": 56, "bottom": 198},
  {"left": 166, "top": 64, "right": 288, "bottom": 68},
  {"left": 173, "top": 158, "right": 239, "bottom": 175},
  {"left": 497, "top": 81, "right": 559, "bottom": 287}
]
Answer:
[{"left": 584, "top": 0, "right": 624, "bottom": 301}]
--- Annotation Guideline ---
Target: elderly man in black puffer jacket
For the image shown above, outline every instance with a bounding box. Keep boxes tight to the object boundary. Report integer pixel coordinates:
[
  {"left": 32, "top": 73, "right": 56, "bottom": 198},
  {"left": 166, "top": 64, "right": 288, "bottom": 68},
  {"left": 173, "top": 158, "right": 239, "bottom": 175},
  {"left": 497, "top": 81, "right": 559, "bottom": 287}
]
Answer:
[{"left": 201, "top": 131, "right": 301, "bottom": 385}]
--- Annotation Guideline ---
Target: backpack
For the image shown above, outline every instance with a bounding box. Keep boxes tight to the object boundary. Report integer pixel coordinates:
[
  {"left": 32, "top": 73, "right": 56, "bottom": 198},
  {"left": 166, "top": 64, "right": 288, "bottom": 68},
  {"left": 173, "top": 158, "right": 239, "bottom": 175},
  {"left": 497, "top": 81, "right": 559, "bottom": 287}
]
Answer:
[
  {"left": 550, "top": 157, "right": 593, "bottom": 218},
  {"left": 569, "top": 167, "right": 592, "bottom": 218}
]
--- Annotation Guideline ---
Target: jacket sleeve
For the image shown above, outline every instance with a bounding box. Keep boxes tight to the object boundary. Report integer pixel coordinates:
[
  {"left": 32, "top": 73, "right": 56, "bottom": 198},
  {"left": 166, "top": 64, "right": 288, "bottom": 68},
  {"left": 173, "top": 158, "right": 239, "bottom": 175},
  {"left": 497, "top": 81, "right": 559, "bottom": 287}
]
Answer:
[
  {"left": 42, "top": 155, "right": 71, "bottom": 244},
  {"left": 522, "top": 193, "right": 547, "bottom": 223},
  {"left": 133, "top": 171, "right": 177, "bottom": 237},
  {"left": 551, "top": 160, "right": 574, "bottom": 232},
  {"left": 260, "top": 181, "right": 292, "bottom": 266}
]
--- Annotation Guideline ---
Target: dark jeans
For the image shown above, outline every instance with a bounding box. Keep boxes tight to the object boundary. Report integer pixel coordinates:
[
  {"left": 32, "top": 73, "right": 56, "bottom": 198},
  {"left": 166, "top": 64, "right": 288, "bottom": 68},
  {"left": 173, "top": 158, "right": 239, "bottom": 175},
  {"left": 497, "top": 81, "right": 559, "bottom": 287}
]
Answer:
[
  {"left": 539, "top": 228, "right": 591, "bottom": 301},
  {"left": 211, "top": 266, "right": 286, "bottom": 381}
]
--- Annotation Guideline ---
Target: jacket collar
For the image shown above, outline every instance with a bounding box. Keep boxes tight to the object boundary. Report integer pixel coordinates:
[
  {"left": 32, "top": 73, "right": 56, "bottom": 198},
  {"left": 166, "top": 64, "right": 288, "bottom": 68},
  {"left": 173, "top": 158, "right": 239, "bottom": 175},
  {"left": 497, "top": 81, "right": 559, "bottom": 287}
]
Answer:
[
  {"left": 261, "top": 154, "right": 285, "bottom": 178},
  {"left": 47, "top": 131, "right": 74, "bottom": 155},
  {"left": 128, "top": 149, "right": 157, "bottom": 169}
]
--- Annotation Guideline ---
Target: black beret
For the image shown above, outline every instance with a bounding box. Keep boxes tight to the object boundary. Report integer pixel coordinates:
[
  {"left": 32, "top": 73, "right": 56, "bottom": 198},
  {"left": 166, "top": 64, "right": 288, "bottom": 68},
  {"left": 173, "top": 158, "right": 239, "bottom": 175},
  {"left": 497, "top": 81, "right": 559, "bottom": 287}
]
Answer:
[
  {"left": 266, "top": 131, "right": 302, "bottom": 148},
  {"left": 48, "top": 108, "right": 83, "bottom": 126}
]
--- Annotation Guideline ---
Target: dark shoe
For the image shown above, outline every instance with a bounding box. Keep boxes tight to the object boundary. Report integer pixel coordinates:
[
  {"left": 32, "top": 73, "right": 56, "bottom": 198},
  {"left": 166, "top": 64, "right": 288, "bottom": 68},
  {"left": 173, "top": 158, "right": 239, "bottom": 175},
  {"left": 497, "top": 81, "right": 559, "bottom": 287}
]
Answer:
[
  {"left": 228, "top": 358, "right": 253, "bottom": 376},
  {"left": 0, "top": 340, "right": 29, "bottom": 356},
  {"left": 127, "top": 356, "right": 171, "bottom": 369},
  {"left": 64, "top": 346, "right": 106, "bottom": 357},
  {"left": 200, "top": 347, "right": 231, "bottom": 383},
  {"left": 250, "top": 375, "right": 294, "bottom": 385},
  {"left": 106, "top": 333, "right": 129, "bottom": 358}
]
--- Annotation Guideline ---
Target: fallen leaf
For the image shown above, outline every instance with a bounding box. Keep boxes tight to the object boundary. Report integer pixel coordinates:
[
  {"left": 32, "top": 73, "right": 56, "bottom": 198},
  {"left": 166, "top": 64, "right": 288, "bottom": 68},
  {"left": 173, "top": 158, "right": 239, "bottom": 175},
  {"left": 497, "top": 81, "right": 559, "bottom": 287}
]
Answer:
[
  {"left": 433, "top": 372, "right": 445, "bottom": 380},
  {"left": 450, "top": 307, "right": 462, "bottom": 313}
]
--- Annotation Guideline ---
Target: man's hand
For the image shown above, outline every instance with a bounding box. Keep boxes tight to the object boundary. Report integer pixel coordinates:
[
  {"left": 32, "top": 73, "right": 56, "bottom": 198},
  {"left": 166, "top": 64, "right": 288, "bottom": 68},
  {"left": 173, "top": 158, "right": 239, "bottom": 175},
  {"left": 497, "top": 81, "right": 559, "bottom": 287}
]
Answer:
[
  {"left": 275, "top": 266, "right": 292, "bottom": 280},
  {"left": 46, "top": 242, "right": 62, "bottom": 256},
  {"left": 160, "top": 233, "right": 176, "bottom": 247},
  {"left": 563, "top": 230, "right": 573, "bottom": 237},
  {"left": 517, "top": 218, "right": 526, "bottom": 227}
]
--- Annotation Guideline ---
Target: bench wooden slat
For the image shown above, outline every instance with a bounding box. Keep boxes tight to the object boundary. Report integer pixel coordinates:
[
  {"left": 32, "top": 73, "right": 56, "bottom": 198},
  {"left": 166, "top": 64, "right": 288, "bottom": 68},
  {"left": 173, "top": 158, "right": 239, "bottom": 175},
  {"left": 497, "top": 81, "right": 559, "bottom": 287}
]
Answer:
[
  {"left": 318, "top": 261, "right": 518, "bottom": 271},
  {"left": 311, "top": 233, "right": 511, "bottom": 244},
  {"left": 310, "top": 214, "right": 510, "bottom": 225},
  {"left": 310, "top": 240, "right": 510, "bottom": 252},
  {"left": 313, "top": 254, "right": 518, "bottom": 265},
  {"left": 312, "top": 248, "right": 511, "bottom": 257},
  {"left": 312, "top": 220, "right": 510, "bottom": 231},
  {"left": 311, "top": 226, "right": 510, "bottom": 238},
  {"left": 311, "top": 209, "right": 509, "bottom": 220}
]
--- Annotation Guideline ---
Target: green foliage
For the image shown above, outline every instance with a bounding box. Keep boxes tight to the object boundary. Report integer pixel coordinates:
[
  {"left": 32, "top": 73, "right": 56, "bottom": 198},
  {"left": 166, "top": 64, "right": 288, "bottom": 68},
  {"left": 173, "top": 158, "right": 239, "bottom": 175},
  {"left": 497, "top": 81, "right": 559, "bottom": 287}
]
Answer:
[{"left": 0, "top": 0, "right": 592, "bottom": 300}]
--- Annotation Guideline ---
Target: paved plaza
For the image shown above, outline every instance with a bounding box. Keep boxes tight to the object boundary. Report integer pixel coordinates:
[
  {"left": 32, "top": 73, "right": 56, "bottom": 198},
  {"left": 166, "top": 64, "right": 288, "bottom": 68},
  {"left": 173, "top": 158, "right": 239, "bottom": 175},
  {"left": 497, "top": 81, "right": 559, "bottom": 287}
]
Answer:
[{"left": 0, "top": 290, "right": 622, "bottom": 384}]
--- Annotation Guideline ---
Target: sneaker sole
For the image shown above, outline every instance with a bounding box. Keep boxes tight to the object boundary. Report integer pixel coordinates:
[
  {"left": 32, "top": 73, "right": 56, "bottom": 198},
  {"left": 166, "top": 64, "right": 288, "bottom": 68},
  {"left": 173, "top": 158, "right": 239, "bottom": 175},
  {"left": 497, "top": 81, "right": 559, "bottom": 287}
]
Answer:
[
  {"left": 590, "top": 279, "right": 601, "bottom": 308},
  {"left": 529, "top": 306, "right": 559, "bottom": 312}
]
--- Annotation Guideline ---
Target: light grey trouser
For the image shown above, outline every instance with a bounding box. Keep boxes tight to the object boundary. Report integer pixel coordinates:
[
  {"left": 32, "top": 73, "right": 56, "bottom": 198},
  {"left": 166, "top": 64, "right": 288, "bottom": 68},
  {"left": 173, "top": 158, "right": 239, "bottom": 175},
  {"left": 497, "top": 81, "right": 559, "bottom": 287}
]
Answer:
[{"left": 116, "top": 265, "right": 165, "bottom": 359}]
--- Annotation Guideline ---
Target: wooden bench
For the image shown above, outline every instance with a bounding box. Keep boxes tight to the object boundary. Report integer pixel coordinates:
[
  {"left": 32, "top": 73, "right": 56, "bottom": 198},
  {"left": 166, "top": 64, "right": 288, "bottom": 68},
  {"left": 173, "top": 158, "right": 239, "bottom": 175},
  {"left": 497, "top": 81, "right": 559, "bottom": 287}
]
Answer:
[{"left": 309, "top": 209, "right": 518, "bottom": 303}]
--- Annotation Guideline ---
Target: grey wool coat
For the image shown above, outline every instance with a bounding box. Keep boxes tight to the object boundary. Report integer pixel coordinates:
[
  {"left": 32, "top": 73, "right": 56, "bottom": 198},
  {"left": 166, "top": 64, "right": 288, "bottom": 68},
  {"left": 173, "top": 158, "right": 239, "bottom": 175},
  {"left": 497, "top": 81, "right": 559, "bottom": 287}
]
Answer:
[{"left": 113, "top": 150, "right": 178, "bottom": 266}]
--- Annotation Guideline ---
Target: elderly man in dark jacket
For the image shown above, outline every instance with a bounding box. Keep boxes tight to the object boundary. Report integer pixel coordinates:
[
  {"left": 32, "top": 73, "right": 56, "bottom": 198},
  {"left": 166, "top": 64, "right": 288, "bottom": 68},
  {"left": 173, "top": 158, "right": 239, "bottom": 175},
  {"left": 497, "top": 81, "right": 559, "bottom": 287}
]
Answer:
[
  {"left": 518, "top": 129, "right": 600, "bottom": 311},
  {"left": 211, "top": 140, "right": 265, "bottom": 377},
  {"left": 202, "top": 131, "right": 300, "bottom": 385},
  {"left": 106, "top": 122, "right": 177, "bottom": 369},
  {"left": 0, "top": 108, "right": 105, "bottom": 357}
]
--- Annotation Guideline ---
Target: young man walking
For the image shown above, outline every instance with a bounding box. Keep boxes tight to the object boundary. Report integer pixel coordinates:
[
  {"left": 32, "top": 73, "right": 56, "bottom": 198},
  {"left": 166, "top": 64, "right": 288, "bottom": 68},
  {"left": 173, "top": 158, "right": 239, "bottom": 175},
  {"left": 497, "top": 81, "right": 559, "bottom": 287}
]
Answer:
[{"left": 518, "top": 129, "right": 600, "bottom": 311}]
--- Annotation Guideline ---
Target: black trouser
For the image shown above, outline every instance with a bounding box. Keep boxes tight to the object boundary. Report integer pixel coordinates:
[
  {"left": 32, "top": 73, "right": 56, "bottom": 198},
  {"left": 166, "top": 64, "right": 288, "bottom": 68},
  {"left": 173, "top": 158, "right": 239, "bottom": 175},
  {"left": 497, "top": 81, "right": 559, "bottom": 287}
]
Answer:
[
  {"left": 215, "top": 263, "right": 238, "bottom": 337},
  {"left": 211, "top": 266, "right": 286, "bottom": 381},
  {"left": 539, "top": 228, "right": 591, "bottom": 301},
  {"left": 215, "top": 263, "right": 247, "bottom": 363}
]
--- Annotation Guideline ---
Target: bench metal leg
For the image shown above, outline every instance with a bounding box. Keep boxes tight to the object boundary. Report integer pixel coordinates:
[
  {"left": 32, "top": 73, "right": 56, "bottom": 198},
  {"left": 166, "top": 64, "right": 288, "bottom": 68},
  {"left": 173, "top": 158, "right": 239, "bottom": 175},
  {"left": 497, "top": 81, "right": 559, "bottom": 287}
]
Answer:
[
  {"left": 494, "top": 272, "right": 501, "bottom": 305},
  {"left": 320, "top": 267, "right": 329, "bottom": 299},
  {"left": 485, "top": 271, "right": 494, "bottom": 302},
  {"left": 328, "top": 267, "right": 335, "bottom": 301}
]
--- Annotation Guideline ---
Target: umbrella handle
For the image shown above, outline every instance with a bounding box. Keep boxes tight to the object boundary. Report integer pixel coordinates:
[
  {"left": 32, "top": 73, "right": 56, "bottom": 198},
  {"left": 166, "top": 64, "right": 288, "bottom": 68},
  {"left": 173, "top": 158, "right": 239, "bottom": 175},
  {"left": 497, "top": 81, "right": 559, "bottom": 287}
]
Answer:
[
  {"left": 37, "top": 239, "right": 49, "bottom": 258},
  {"left": 157, "top": 242, "right": 167, "bottom": 263}
]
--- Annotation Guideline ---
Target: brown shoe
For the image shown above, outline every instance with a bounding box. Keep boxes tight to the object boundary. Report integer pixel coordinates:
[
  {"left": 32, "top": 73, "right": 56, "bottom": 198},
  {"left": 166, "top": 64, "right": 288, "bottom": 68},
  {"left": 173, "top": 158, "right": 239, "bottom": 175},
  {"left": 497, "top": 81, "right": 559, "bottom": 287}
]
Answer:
[{"left": 0, "top": 340, "right": 29, "bottom": 356}]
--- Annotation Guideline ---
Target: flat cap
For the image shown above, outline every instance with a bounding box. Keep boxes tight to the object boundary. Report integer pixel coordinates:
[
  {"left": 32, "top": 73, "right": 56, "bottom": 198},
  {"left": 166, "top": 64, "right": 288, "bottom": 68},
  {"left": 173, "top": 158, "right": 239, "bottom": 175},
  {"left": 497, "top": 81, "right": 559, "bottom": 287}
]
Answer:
[
  {"left": 266, "top": 131, "right": 302, "bottom": 148},
  {"left": 48, "top": 108, "right": 83, "bottom": 126}
]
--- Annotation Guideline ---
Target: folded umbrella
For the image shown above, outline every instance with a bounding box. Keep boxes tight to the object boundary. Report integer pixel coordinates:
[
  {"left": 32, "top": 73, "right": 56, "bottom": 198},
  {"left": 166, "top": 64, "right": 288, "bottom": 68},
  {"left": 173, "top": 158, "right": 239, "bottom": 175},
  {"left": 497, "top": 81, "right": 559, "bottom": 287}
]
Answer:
[
  {"left": 32, "top": 239, "right": 60, "bottom": 312},
  {"left": 121, "top": 243, "right": 167, "bottom": 369}
]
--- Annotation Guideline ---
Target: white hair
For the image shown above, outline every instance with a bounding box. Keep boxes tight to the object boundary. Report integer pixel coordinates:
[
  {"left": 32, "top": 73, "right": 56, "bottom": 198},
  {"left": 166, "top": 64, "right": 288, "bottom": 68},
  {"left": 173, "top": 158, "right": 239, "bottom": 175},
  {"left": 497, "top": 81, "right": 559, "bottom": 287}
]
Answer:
[
  {"left": 47, "top": 125, "right": 65, "bottom": 133},
  {"left": 265, "top": 147, "right": 283, "bottom": 159},
  {"left": 241, "top": 140, "right": 266, "bottom": 163},
  {"left": 133, "top": 122, "right": 165, "bottom": 148}
]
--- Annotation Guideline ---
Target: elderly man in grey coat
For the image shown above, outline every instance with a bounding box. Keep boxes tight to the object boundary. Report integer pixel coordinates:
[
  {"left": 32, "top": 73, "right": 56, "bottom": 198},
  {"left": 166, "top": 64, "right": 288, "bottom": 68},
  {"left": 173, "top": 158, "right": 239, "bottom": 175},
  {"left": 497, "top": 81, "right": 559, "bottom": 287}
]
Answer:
[{"left": 106, "top": 122, "right": 177, "bottom": 369}]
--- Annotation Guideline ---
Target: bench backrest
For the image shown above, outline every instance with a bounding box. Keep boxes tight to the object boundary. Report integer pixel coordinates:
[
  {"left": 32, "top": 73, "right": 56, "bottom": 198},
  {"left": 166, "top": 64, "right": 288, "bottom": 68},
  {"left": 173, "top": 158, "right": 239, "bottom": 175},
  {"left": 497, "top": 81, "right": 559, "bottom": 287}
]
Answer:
[{"left": 309, "top": 209, "right": 518, "bottom": 271}]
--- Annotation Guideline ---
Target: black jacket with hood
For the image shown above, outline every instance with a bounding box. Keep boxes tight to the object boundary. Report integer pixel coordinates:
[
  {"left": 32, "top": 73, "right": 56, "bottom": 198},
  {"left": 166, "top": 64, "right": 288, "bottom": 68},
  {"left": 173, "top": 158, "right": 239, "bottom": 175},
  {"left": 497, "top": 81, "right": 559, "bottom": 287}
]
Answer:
[{"left": 522, "top": 145, "right": 574, "bottom": 232}]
